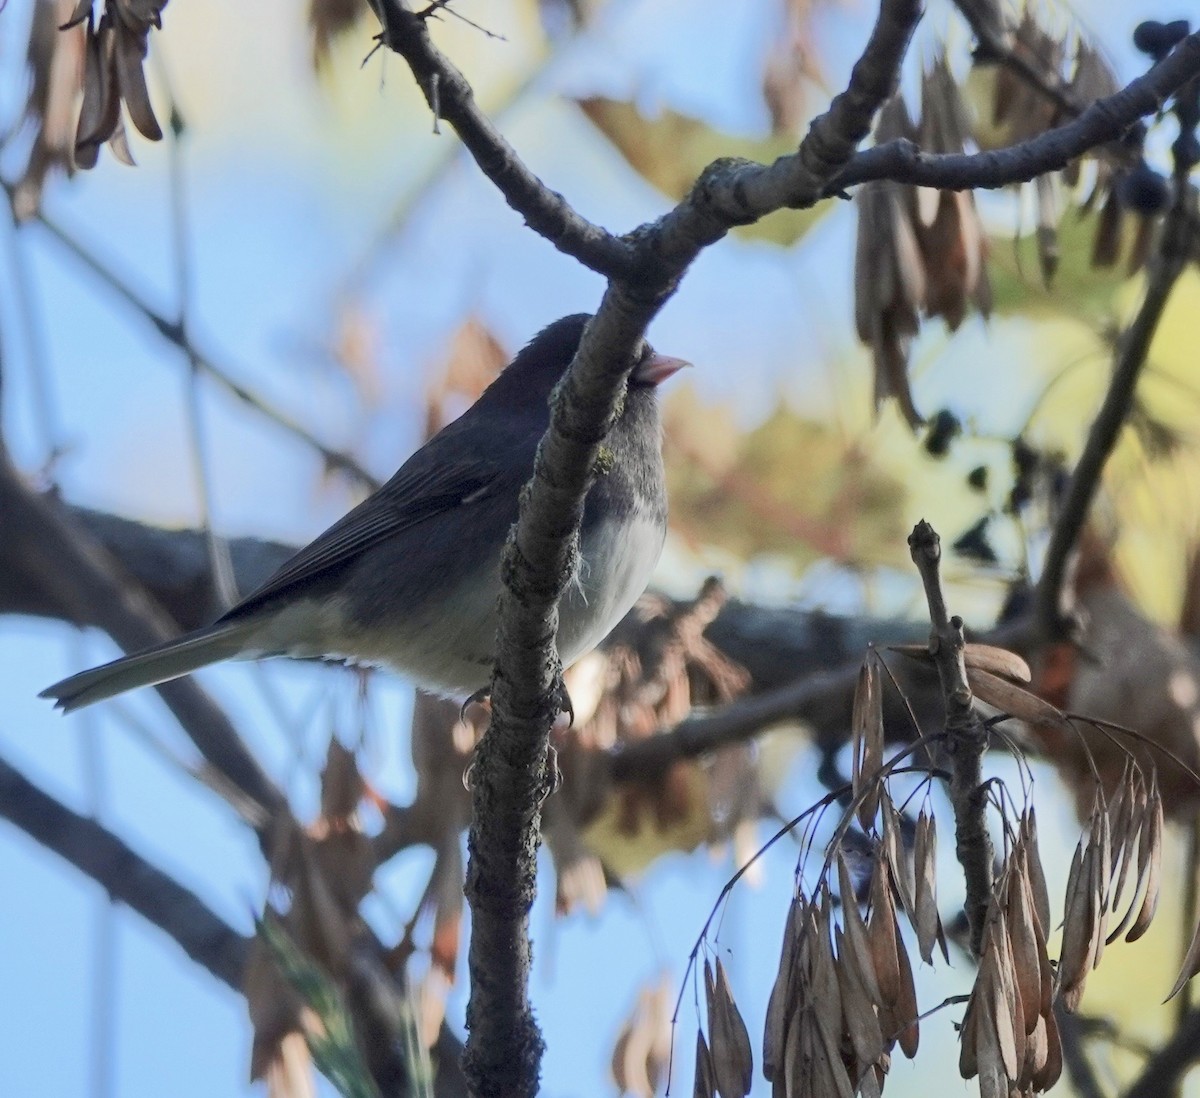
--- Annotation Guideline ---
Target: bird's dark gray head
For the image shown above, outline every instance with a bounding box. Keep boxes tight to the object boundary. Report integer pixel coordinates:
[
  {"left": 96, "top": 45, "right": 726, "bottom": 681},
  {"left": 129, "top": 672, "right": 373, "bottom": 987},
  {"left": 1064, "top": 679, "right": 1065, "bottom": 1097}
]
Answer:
[{"left": 492, "top": 314, "right": 686, "bottom": 404}]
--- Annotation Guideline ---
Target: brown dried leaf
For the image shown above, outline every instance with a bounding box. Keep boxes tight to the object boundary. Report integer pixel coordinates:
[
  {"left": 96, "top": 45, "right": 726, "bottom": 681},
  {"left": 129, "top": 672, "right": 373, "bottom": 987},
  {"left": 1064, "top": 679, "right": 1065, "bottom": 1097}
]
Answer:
[
  {"left": 1057, "top": 841, "right": 1099, "bottom": 1011},
  {"left": 707, "top": 958, "right": 753, "bottom": 1098},
  {"left": 76, "top": 20, "right": 119, "bottom": 167},
  {"left": 763, "top": 898, "right": 801, "bottom": 1082},
  {"left": 1126, "top": 779, "right": 1163, "bottom": 943},
  {"left": 834, "top": 925, "right": 884, "bottom": 1068},
  {"left": 1005, "top": 851, "right": 1042, "bottom": 1035},
  {"left": 1035, "top": 1000, "right": 1064, "bottom": 1091},
  {"left": 958, "top": 984, "right": 980, "bottom": 1079},
  {"left": 1091, "top": 186, "right": 1124, "bottom": 268},
  {"left": 1019, "top": 1012, "right": 1048, "bottom": 1091},
  {"left": 891, "top": 904, "right": 920, "bottom": 1058},
  {"left": 309, "top": 0, "right": 367, "bottom": 68},
  {"left": 319, "top": 739, "right": 364, "bottom": 823},
  {"left": 985, "top": 942, "right": 1019, "bottom": 1081},
  {"left": 868, "top": 851, "right": 903, "bottom": 1012},
  {"left": 813, "top": 1005, "right": 856, "bottom": 1098},
  {"left": 1036, "top": 175, "right": 1061, "bottom": 284},
  {"left": 853, "top": 659, "right": 884, "bottom": 829},
  {"left": 1165, "top": 914, "right": 1200, "bottom": 1002},
  {"left": 967, "top": 666, "right": 1072, "bottom": 729},
  {"left": 112, "top": 19, "right": 161, "bottom": 140},
  {"left": 913, "top": 810, "right": 943, "bottom": 964},
  {"left": 881, "top": 790, "right": 915, "bottom": 925},
  {"left": 838, "top": 854, "right": 883, "bottom": 1003},
  {"left": 963, "top": 643, "right": 1032, "bottom": 684},
  {"left": 1022, "top": 810, "right": 1052, "bottom": 935},
  {"left": 693, "top": 1029, "right": 717, "bottom": 1098}
]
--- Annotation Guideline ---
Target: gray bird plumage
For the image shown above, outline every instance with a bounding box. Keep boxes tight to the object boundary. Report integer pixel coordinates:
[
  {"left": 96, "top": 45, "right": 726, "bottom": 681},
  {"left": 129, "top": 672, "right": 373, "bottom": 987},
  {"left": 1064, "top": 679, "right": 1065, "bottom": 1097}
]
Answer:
[{"left": 41, "top": 314, "right": 684, "bottom": 712}]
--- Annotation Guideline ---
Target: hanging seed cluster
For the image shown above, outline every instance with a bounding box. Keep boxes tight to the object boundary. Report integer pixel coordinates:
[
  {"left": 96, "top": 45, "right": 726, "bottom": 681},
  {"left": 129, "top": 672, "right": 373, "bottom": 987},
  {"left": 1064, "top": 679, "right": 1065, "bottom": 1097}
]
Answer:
[
  {"left": 66, "top": 0, "right": 168, "bottom": 168},
  {"left": 688, "top": 633, "right": 1200, "bottom": 1098}
]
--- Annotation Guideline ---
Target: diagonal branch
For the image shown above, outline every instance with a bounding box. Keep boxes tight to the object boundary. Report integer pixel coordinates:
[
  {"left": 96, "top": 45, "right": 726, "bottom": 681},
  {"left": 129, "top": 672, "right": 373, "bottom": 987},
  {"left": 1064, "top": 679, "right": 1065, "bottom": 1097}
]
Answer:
[
  {"left": 3, "top": 183, "right": 379, "bottom": 492},
  {"left": 833, "top": 32, "right": 1200, "bottom": 193},
  {"left": 0, "top": 443, "right": 285, "bottom": 819},
  {"left": 0, "top": 754, "right": 251, "bottom": 988},
  {"left": 369, "top": 2, "right": 637, "bottom": 280},
  {"left": 1035, "top": 140, "right": 1199, "bottom": 637},
  {"left": 0, "top": 754, "right": 471, "bottom": 1097}
]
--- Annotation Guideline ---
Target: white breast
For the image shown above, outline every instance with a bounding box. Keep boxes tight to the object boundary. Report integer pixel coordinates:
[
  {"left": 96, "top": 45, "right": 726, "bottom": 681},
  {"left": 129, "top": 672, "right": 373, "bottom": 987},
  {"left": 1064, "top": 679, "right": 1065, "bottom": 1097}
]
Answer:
[{"left": 558, "top": 509, "right": 666, "bottom": 667}]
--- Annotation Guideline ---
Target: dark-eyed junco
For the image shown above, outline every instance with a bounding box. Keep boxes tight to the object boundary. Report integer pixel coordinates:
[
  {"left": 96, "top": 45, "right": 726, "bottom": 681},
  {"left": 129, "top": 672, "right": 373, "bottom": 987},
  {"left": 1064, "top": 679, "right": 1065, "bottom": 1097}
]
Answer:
[{"left": 41, "top": 314, "right": 687, "bottom": 712}]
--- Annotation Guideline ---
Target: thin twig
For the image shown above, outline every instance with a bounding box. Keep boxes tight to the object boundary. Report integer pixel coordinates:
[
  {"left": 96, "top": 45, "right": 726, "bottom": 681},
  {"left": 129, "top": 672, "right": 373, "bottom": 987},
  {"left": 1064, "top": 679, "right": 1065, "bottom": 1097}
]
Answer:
[
  {"left": 1035, "top": 157, "right": 1198, "bottom": 636},
  {"left": 2, "top": 181, "right": 379, "bottom": 491},
  {"left": 0, "top": 754, "right": 251, "bottom": 988},
  {"left": 908, "top": 519, "right": 994, "bottom": 957},
  {"left": 370, "top": 1, "right": 638, "bottom": 281},
  {"left": 832, "top": 33, "right": 1200, "bottom": 195}
]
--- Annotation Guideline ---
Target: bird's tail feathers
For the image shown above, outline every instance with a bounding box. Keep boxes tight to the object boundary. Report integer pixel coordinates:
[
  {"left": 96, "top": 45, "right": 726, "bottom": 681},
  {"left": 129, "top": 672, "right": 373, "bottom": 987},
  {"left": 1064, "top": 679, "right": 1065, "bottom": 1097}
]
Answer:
[{"left": 40, "top": 622, "right": 256, "bottom": 712}]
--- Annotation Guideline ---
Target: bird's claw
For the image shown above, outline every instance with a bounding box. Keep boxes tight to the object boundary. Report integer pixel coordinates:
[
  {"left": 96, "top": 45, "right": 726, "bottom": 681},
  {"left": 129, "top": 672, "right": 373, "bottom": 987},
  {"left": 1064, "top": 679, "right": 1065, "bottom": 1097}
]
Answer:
[{"left": 460, "top": 685, "right": 490, "bottom": 724}]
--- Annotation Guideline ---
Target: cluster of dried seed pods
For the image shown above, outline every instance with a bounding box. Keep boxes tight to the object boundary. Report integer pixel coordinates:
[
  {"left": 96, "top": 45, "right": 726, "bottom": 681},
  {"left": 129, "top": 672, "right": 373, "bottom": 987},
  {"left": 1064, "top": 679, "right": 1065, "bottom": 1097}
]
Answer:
[
  {"left": 1058, "top": 773, "right": 1165, "bottom": 1006},
  {"left": 853, "top": 54, "right": 991, "bottom": 429},
  {"left": 958, "top": 770, "right": 1169, "bottom": 1098},
  {"left": 66, "top": 0, "right": 168, "bottom": 168},
  {"left": 959, "top": 811, "right": 1061, "bottom": 1098},
  {"left": 753, "top": 810, "right": 942, "bottom": 1098},
  {"left": 694, "top": 958, "right": 754, "bottom": 1098}
]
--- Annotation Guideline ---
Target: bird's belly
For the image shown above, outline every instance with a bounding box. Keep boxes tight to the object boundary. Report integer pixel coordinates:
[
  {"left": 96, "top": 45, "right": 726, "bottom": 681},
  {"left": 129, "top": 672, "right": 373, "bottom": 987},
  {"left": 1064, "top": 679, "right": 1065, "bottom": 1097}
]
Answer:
[
  {"left": 242, "top": 511, "right": 662, "bottom": 699},
  {"left": 558, "top": 509, "right": 665, "bottom": 666}
]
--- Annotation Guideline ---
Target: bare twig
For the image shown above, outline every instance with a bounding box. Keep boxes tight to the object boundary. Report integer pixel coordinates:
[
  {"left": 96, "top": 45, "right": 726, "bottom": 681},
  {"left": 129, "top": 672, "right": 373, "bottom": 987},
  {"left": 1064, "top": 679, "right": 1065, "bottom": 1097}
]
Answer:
[
  {"left": 908, "top": 520, "right": 994, "bottom": 957},
  {"left": 2, "top": 182, "right": 379, "bottom": 492},
  {"left": 832, "top": 33, "right": 1200, "bottom": 194},
  {"left": 1035, "top": 153, "right": 1198, "bottom": 637},
  {"left": 0, "top": 754, "right": 471, "bottom": 1097},
  {"left": 1055, "top": 1003, "right": 1108, "bottom": 1098},
  {"left": 0, "top": 754, "right": 251, "bottom": 988},
  {"left": 369, "top": 2, "right": 637, "bottom": 281},
  {"left": 0, "top": 442, "right": 284, "bottom": 818},
  {"left": 1122, "top": 1006, "right": 1200, "bottom": 1098}
]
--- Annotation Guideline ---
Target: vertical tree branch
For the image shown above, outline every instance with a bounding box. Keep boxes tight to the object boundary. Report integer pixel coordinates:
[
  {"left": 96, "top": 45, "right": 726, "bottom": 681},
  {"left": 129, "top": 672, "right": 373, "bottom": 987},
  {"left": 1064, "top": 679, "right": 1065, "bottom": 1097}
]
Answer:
[
  {"left": 909, "top": 520, "right": 994, "bottom": 956},
  {"left": 1036, "top": 158, "right": 1198, "bottom": 637}
]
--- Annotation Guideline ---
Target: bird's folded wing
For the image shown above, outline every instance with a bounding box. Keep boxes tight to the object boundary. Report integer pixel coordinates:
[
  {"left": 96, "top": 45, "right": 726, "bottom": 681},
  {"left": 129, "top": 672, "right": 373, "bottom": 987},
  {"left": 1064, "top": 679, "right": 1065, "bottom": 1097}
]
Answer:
[{"left": 220, "top": 457, "right": 507, "bottom": 621}]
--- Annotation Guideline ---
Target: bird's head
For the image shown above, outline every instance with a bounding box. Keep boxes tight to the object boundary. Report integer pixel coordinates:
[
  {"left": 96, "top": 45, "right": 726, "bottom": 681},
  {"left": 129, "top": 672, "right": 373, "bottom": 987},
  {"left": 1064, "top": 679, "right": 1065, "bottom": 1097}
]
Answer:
[{"left": 500, "top": 314, "right": 689, "bottom": 405}]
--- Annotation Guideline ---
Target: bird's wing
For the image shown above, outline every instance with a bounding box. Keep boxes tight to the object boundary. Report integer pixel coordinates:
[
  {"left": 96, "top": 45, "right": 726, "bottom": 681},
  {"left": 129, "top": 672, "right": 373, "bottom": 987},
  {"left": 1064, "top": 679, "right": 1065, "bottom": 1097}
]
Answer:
[{"left": 220, "top": 455, "right": 510, "bottom": 621}]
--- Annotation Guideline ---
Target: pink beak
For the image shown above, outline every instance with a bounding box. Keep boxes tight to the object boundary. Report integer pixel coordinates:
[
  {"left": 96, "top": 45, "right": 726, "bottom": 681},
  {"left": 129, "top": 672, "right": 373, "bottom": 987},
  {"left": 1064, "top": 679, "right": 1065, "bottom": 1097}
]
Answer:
[{"left": 632, "top": 353, "right": 691, "bottom": 386}]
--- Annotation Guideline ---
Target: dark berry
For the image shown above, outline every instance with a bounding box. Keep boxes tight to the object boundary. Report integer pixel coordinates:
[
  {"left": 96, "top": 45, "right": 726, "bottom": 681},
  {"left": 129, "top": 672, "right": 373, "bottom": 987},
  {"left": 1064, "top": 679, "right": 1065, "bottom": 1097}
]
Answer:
[
  {"left": 1134, "top": 20, "right": 1168, "bottom": 57},
  {"left": 1007, "top": 482, "right": 1032, "bottom": 514},
  {"left": 924, "top": 409, "right": 962, "bottom": 458},
  {"left": 1011, "top": 438, "right": 1038, "bottom": 478},
  {"left": 1118, "top": 160, "right": 1170, "bottom": 215},
  {"left": 968, "top": 465, "right": 989, "bottom": 492},
  {"left": 1163, "top": 19, "right": 1191, "bottom": 48},
  {"left": 1174, "top": 131, "right": 1200, "bottom": 172},
  {"left": 1133, "top": 19, "right": 1187, "bottom": 59},
  {"left": 953, "top": 517, "right": 998, "bottom": 564}
]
